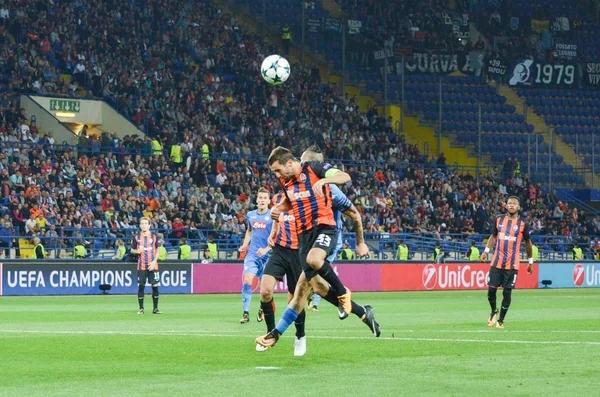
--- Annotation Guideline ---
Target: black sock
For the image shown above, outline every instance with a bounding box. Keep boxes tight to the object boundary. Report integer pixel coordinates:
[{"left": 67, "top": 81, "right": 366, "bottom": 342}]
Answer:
[
  {"left": 487, "top": 287, "right": 497, "bottom": 313},
  {"left": 294, "top": 310, "right": 306, "bottom": 339},
  {"left": 351, "top": 302, "right": 366, "bottom": 319},
  {"left": 316, "top": 262, "right": 346, "bottom": 296},
  {"left": 261, "top": 298, "right": 276, "bottom": 332},
  {"left": 138, "top": 285, "right": 145, "bottom": 309},
  {"left": 322, "top": 287, "right": 339, "bottom": 306},
  {"left": 152, "top": 286, "right": 159, "bottom": 310},
  {"left": 499, "top": 289, "right": 512, "bottom": 322}
]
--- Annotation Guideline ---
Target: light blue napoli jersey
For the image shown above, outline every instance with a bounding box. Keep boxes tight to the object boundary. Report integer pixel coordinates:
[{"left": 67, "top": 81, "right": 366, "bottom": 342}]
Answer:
[
  {"left": 246, "top": 209, "right": 273, "bottom": 258},
  {"left": 328, "top": 185, "right": 353, "bottom": 262}
]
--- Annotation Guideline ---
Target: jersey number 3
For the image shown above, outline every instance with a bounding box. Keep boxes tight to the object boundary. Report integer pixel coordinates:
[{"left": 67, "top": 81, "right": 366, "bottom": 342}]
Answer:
[{"left": 316, "top": 234, "right": 332, "bottom": 247}]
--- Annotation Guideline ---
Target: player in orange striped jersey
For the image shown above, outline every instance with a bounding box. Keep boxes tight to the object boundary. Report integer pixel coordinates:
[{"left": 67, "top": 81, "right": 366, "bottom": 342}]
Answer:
[
  {"left": 256, "top": 146, "right": 360, "bottom": 349},
  {"left": 131, "top": 217, "right": 162, "bottom": 315},
  {"left": 480, "top": 196, "right": 533, "bottom": 328}
]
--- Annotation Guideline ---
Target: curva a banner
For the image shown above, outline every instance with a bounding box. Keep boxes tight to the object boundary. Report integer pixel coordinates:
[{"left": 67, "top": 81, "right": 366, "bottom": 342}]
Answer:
[
  {"left": 508, "top": 59, "right": 577, "bottom": 87},
  {"left": 404, "top": 53, "right": 484, "bottom": 75}
]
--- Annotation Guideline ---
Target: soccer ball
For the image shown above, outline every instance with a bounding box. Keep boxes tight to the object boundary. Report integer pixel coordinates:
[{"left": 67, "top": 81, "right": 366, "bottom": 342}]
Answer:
[{"left": 260, "top": 55, "right": 291, "bottom": 85}]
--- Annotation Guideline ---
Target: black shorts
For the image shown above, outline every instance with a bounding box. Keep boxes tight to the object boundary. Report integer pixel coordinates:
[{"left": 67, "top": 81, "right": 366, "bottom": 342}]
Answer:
[
  {"left": 487, "top": 266, "right": 518, "bottom": 289},
  {"left": 263, "top": 245, "right": 302, "bottom": 294},
  {"left": 138, "top": 269, "right": 160, "bottom": 285},
  {"left": 299, "top": 225, "right": 338, "bottom": 281}
]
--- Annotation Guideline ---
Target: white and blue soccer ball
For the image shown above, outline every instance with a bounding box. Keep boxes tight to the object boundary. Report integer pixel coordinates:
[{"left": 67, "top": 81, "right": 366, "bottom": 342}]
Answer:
[{"left": 260, "top": 55, "right": 291, "bottom": 85}]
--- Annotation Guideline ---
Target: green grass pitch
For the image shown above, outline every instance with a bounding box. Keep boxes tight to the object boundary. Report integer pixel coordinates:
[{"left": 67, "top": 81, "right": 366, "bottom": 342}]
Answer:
[{"left": 1, "top": 290, "right": 599, "bottom": 396}]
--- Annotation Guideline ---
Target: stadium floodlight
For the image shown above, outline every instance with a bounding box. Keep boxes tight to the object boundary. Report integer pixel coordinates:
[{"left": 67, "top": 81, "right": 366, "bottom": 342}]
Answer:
[{"left": 99, "top": 284, "right": 112, "bottom": 295}]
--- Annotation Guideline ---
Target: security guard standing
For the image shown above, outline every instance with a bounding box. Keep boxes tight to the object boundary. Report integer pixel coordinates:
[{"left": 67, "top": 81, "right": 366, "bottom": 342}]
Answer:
[
  {"left": 178, "top": 237, "right": 192, "bottom": 260},
  {"left": 151, "top": 137, "right": 163, "bottom": 156},
  {"left": 395, "top": 240, "right": 409, "bottom": 260},
  {"left": 207, "top": 236, "right": 218, "bottom": 260},
  {"left": 73, "top": 239, "right": 87, "bottom": 259},
  {"left": 572, "top": 244, "right": 583, "bottom": 261},
  {"left": 466, "top": 241, "right": 480, "bottom": 261},
  {"left": 170, "top": 143, "right": 183, "bottom": 165},
  {"left": 158, "top": 239, "right": 167, "bottom": 261},
  {"left": 339, "top": 241, "right": 354, "bottom": 260},
  {"left": 282, "top": 24, "right": 291, "bottom": 54},
  {"left": 434, "top": 242, "right": 445, "bottom": 264},
  {"left": 113, "top": 239, "right": 127, "bottom": 260},
  {"left": 202, "top": 142, "right": 210, "bottom": 160},
  {"left": 32, "top": 237, "right": 47, "bottom": 259},
  {"left": 532, "top": 243, "right": 539, "bottom": 262}
]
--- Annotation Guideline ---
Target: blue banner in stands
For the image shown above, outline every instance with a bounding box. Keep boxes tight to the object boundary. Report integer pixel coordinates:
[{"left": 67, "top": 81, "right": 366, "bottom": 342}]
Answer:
[
  {"left": 404, "top": 53, "right": 481, "bottom": 75},
  {"left": 508, "top": 59, "right": 577, "bottom": 87},
  {"left": 1, "top": 262, "right": 191, "bottom": 295}
]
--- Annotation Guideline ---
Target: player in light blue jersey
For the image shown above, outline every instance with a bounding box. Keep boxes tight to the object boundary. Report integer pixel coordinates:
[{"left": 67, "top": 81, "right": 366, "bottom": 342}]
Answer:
[
  {"left": 239, "top": 187, "right": 273, "bottom": 324},
  {"left": 310, "top": 184, "right": 352, "bottom": 311},
  {"left": 300, "top": 146, "right": 380, "bottom": 335}
]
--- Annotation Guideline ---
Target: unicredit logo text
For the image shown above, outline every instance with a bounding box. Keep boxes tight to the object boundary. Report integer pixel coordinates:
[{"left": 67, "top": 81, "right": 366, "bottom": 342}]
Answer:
[
  {"left": 573, "top": 264, "right": 600, "bottom": 287},
  {"left": 422, "top": 264, "right": 489, "bottom": 290}
]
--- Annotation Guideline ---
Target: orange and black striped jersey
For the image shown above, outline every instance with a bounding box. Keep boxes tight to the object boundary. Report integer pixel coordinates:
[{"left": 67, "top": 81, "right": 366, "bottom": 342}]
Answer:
[
  {"left": 133, "top": 232, "right": 158, "bottom": 270},
  {"left": 490, "top": 215, "right": 531, "bottom": 270},
  {"left": 279, "top": 161, "right": 337, "bottom": 235},
  {"left": 272, "top": 193, "right": 299, "bottom": 250}
]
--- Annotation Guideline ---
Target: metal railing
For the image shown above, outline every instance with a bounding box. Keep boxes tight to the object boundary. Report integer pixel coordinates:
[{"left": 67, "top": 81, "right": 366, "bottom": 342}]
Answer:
[{"left": 2, "top": 229, "right": 592, "bottom": 261}]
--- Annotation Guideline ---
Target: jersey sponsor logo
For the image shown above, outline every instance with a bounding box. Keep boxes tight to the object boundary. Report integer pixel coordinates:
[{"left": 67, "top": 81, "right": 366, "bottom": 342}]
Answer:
[
  {"left": 299, "top": 173, "right": 307, "bottom": 183},
  {"left": 422, "top": 264, "right": 489, "bottom": 290},
  {"left": 252, "top": 222, "right": 268, "bottom": 229},
  {"left": 282, "top": 214, "right": 295, "bottom": 222},
  {"left": 291, "top": 190, "right": 311, "bottom": 200},
  {"left": 498, "top": 232, "right": 517, "bottom": 242}
]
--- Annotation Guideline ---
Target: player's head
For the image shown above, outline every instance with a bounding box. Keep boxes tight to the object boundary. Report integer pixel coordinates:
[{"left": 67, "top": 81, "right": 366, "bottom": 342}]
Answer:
[
  {"left": 139, "top": 217, "right": 151, "bottom": 231},
  {"left": 256, "top": 187, "right": 270, "bottom": 210},
  {"left": 506, "top": 196, "right": 521, "bottom": 215},
  {"left": 301, "top": 144, "right": 324, "bottom": 163},
  {"left": 268, "top": 146, "right": 298, "bottom": 180}
]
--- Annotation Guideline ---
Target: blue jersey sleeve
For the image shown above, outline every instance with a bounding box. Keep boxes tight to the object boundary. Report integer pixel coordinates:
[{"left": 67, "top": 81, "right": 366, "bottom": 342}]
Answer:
[{"left": 330, "top": 185, "right": 352, "bottom": 213}]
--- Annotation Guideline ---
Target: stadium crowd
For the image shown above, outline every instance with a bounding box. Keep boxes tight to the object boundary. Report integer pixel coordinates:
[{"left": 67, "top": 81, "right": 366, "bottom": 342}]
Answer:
[{"left": 0, "top": 0, "right": 597, "bottom": 259}]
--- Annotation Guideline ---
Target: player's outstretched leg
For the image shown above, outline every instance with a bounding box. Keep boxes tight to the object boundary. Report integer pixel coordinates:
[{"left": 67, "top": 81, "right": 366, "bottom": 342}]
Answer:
[
  {"left": 497, "top": 288, "right": 512, "bottom": 328},
  {"left": 487, "top": 287, "right": 498, "bottom": 327}
]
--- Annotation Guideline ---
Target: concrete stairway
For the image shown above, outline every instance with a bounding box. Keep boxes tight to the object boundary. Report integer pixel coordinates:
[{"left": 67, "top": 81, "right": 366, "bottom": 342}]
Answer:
[{"left": 498, "top": 85, "right": 599, "bottom": 187}]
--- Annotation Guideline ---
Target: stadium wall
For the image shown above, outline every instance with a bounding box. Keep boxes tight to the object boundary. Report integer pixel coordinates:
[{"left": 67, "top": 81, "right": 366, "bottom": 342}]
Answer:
[{"left": 0, "top": 261, "right": 598, "bottom": 296}]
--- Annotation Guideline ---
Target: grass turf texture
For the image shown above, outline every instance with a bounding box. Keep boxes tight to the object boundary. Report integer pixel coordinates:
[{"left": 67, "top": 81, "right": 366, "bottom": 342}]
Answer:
[{"left": 1, "top": 290, "right": 599, "bottom": 397}]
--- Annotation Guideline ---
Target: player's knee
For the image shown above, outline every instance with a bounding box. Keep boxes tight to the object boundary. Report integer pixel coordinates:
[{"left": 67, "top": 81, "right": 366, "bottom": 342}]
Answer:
[
  {"left": 260, "top": 286, "right": 273, "bottom": 302},
  {"left": 305, "top": 253, "right": 324, "bottom": 270},
  {"left": 242, "top": 273, "right": 254, "bottom": 285},
  {"left": 152, "top": 285, "right": 159, "bottom": 294}
]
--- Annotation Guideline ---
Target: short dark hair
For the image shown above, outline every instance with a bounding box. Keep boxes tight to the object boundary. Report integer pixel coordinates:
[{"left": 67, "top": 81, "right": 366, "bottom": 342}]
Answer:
[
  {"left": 507, "top": 196, "right": 520, "bottom": 204},
  {"left": 268, "top": 146, "right": 296, "bottom": 166}
]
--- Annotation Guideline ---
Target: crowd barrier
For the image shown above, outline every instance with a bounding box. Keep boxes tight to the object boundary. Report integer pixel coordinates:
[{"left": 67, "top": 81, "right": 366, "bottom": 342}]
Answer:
[{"left": 0, "top": 261, "right": 598, "bottom": 296}]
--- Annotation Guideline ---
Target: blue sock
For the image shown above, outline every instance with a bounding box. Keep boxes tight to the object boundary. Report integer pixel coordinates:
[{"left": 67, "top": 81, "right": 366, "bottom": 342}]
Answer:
[
  {"left": 275, "top": 307, "right": 299, "bottom": 335},
  {"left": 313, "top": 295, "right": 321, "bottom": 307},
  {"left": 242, "top": 283, "right": 252, "bottom": 313}
]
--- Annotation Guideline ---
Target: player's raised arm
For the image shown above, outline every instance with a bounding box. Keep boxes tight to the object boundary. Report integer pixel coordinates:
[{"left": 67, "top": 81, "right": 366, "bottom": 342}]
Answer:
[{"left": 310, "top": 162, "right": 351, "bottom": 197}]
